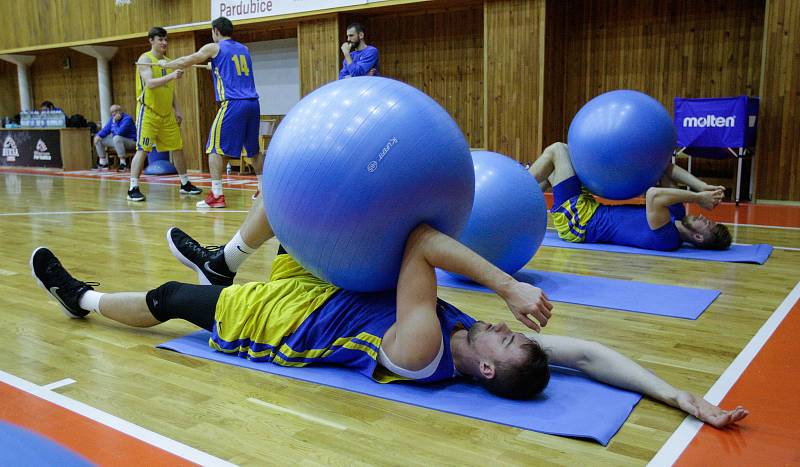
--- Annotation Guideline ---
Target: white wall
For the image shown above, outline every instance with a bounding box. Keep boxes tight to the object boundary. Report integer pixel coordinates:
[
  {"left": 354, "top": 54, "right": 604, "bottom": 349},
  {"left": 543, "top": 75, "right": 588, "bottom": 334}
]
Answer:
[{"left": 247, "top": 38, "right": 299, "bottom": 115}]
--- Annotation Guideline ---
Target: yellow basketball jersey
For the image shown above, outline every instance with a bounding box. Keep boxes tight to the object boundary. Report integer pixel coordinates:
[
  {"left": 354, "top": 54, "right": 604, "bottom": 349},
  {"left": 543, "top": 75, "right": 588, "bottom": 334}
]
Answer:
[{"left": 136, "top": 51, "right": 174, "bottom": 116}]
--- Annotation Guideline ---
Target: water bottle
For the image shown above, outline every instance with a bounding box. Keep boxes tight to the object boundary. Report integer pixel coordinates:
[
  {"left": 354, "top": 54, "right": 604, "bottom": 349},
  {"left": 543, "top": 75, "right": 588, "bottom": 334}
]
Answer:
[{"left": 226, "top": 162, "right": 232, "bottom": 175}]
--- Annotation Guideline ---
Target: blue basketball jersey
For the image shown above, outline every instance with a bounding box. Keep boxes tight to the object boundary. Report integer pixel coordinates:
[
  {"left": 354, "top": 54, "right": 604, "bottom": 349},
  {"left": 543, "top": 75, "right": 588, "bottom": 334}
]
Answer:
[
  {"left": 211, "top": 39, "right": 258, "bottom": 101},
  {"left": 210, "top": 255, "right": 475, "bottom": 384}
]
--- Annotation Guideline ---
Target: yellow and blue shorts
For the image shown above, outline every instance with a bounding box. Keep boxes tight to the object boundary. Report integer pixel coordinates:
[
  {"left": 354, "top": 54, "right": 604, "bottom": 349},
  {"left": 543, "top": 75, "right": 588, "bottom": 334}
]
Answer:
[
  {"left": 135, "top": 105, "right": 183, "bottom": 152},
  {"left": 550, "top": 175, "right": 600, "bottom": 243},
  {"left": 209, "top": 255, "right": 340, "bottom": 361},
  {"left": 206, "top": 98, "right": 261, "bottom": 158}
]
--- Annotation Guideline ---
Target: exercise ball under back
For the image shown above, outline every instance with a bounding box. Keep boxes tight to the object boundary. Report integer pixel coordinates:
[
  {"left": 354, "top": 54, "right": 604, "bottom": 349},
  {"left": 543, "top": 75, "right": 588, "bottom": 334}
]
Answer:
[
  {"left": 567, "top": 90, "right": 676, "bottom": 200},
  {"left": 263, "top": 77, "right": 475, "bottom": 292}
]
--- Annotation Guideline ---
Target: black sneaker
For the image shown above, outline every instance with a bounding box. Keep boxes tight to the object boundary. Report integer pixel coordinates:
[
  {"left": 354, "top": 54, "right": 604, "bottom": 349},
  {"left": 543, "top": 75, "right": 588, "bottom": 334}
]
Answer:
[
  {"left": 118, "top": 162, "right": 128, "bottom": 171},
  {"left": 30, "top": 247, "right": 97, "bottom": 319},
  {"left": 92, "top": 162, "right": 109, "bottom": 170},
  {"left": 127, "top": 186, "right": 145, "bottom": 201},
  {"left": 166, "top": 227, "right": 235, "bottom": 286},
  {"left": 180, "top": 182, "right": 202, "bottom": 195}
]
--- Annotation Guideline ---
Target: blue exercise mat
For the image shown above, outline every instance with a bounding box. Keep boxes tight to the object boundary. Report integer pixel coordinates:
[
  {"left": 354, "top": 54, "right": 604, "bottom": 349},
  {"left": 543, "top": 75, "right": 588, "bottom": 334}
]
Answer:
[
  {"left": 541, "top": 231, "right": 772, "bottom": 264},
  {"left": 436, "top": 269, "right": 719, "bottom": 319},
  {"left": 158, "top": 331, "right": 641, "bottom": 445}
]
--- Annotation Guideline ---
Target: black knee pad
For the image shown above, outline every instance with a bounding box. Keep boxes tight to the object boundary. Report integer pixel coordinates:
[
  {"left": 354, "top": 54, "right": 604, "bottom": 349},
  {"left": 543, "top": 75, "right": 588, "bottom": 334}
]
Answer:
[{"left": 145, "top": 281, "right": 182, "bottom": 322}]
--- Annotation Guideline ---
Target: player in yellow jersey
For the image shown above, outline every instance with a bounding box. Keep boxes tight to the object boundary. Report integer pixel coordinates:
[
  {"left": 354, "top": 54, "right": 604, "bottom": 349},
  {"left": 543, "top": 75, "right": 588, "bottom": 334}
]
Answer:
[{"left": 127, "top": 27, "right": 202, "bottom": 202}]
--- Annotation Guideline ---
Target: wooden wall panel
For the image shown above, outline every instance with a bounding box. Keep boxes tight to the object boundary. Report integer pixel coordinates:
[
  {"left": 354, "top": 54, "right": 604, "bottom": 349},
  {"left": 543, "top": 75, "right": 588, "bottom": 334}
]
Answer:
[
  {"left": 168, "top": 32, "right": 204, "bottom": 171},
  {"left": 110, "top": 44, "right": 142, "bottom": 119},
  {"left": 755, "top": 0, "right": 800, "bottom": 201},
  {"left": 545, "top": 0, "right": 764, "bottom": 184},
  {"left": 485, "top": 0, "right": 546, "bottom": 163},
  {"left": 31, "top": 49, "right": 100, "bottom": 123},
  {"left": 348, "top": 5, "right": 485, "bottom": 147},
  {"left": 298, "top": 15, "right": 341, "bottom": 97},
  {"left": 0, "top": 0, "right": 209, "bottom": 52},
  {"left": 0, "top": 60, "right": 19, "bottom": 118}
]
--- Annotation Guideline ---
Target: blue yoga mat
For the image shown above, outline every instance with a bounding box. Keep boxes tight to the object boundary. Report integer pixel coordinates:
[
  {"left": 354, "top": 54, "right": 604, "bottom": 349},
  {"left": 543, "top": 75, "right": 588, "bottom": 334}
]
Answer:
[
  {"left": 541, "top": 231, "right": 772, "bottom": 264},
  {"left": 158, "top": 331, "right": 641, "bottom": 445},
  {"left": 436, "top": 269, "right": 719, "bottom": 319}
]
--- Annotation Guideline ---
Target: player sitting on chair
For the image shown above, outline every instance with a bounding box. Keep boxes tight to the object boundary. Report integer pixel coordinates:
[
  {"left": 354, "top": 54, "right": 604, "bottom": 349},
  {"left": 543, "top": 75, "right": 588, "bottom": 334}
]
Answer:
[
  {"left": 32, "top": 223, "right": 745, "bottom": 426},
  {"left": 529, "top": 142, "right": 732, "bottom": 251}
]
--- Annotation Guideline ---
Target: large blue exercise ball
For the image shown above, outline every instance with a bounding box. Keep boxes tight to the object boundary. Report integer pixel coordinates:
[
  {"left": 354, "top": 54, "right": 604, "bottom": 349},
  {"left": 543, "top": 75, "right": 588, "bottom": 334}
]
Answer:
[
  {"left": 567, "top": 90, "right": 676, "bottom": 200},
  {"left": 263, "top": 77, "right": 474, "bottom": 292},
  {"left": 450, "top": 151, "right": 547, "bottom": 280}
]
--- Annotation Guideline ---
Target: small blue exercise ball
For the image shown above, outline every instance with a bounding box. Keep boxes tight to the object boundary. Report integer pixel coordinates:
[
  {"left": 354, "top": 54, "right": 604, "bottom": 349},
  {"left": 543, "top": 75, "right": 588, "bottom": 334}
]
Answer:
[
  {"left": 567, "top": 90, "right": 676, "bottom": 200},
  {"left": 450, "top": 151, "right": 547, "bottom": 280},
  {"left": 263, "top": 77, "right": 474, "bottom": 292}
]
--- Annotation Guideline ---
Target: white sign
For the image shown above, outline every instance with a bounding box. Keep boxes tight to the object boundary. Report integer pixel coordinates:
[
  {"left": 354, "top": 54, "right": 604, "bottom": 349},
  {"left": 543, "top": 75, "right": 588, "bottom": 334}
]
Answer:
[{"left": 211, "top": 0, "right": 370, "bottom": 21}]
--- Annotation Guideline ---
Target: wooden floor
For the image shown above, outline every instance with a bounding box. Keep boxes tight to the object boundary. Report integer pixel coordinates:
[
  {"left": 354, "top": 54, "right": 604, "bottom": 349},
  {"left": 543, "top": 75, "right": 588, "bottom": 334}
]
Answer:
[{"left": 1, "top": 170, "right": 799, "bottom": 465}]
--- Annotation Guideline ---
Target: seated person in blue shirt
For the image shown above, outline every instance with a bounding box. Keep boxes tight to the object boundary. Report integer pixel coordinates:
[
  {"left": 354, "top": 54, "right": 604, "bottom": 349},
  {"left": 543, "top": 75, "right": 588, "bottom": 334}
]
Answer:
[
  {"left": 529, "top": 142, "right": 732, "bottom": 251},
  {"left": 32, "top": 223, "right": 746, "bottom": 427},
  {"left": 93, "top": 104, "right": 137, "bottom": 170},
  {"left": 339, "top": 22, "right": 379, "bottom": 79}
]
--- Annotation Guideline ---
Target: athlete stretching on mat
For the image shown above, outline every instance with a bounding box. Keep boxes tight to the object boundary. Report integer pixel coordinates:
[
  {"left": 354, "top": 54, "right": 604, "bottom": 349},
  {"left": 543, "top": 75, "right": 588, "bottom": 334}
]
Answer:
[
  {"left": 157, "top": 17, "right": 264, "bottom": 208},
  {"left": 529, "top": 142, "right": 732, "bottom": 251},
  {"left": 33, "top": 227, "right": 746, "bottom": 425}
]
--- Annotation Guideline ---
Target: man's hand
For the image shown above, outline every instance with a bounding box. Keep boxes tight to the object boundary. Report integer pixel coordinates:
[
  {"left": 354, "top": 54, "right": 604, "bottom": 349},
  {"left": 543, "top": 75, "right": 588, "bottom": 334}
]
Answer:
[
  {"left": 501, "top": 281, "right": 553, "bottom": 332},
  {"left": 696, "top": 188, "right": 724, "bottom": 210},
  {"left": 172, "top": 69, "right": 184, "bottom": 80},
  {"left": 341, "top": 42, "right": 352, "bottom": 55},
  {"left": 175, "top": 112, "right": 183, "bottom": 125},
  {"left": 675, "top": 391, "right": 749, "bottom": 428},
  {"left": 93, "top": 135, "right": 101, "bottom": 144}
]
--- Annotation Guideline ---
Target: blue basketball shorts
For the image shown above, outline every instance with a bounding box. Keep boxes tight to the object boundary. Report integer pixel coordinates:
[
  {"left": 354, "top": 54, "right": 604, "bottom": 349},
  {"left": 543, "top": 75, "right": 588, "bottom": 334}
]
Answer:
[{"left": 205, "top": 98, "right": 260, "bottom": 158}]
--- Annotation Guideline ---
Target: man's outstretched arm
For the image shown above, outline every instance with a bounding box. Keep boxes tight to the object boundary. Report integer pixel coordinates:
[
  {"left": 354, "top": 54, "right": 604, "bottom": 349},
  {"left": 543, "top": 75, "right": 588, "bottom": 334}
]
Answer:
[
  {"left": 529, "top": 333, "right": 749, "bottom": 428},
  {"left": 645, "top": 187, "right": 723, "bottom": 229}
]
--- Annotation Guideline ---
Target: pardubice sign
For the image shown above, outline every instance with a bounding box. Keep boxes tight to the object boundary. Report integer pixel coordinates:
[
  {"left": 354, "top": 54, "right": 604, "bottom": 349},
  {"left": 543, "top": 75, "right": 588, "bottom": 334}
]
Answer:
[{"left": 211, "top": 0, "right": 388, "bottom": 21}]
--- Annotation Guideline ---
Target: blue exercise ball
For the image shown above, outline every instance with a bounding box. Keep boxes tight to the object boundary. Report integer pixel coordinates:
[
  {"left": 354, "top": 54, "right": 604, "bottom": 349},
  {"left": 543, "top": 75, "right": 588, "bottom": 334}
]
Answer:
[
  {"left": 449, "top": 151, "right": 547, "bottom": 280},
  {"left": 263, "top": 77, "right": 474, "bottom": 292},
  {"left": 567, "top": 90, "right": 676, "bottom": 200}
]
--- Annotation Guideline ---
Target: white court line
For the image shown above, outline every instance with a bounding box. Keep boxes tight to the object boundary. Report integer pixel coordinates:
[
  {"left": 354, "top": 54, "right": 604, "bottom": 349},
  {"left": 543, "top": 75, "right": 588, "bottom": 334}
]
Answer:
[
  {"left": 0, "top": 369, "right": 234, "bottom": 466},
  {"left": 247, "top": 397, "right": 348, "bottom": 431},
  {"left": 648, "top": 281, "right": 800, "bottom": 467},
  {"left": 41, "top": 378, "right": 77, "bottom": 391},
  {"left": 1, "top": 170, "right": 259, "bottom": 191},
  {"left": 0, "top": 209, "right": 248, "bottom": 217},
  {"left": 721, "top": 222, "right": 800, "bottom": 231}
]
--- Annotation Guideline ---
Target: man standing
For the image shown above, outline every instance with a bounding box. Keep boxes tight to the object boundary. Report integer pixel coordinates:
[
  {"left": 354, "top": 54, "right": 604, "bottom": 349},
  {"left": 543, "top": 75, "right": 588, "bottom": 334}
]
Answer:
[
  {"left": 93, "top": 104, "right": 136, "bottom": 171},
  {"left": 338, "top": 23, "right": 379, "bottom": 79},
  {"left": 159, "top": 17, "right": 263, "bottom": 208},
  {"left": 128, "top": 26, "right": 202, "bottom": 202}
]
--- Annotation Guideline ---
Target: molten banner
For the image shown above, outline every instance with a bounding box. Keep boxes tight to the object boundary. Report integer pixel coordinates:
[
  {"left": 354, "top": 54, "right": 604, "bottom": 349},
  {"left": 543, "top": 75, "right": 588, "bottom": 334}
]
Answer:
[{"left": 673, "top": 96, "right": 759, "bottom": 148}]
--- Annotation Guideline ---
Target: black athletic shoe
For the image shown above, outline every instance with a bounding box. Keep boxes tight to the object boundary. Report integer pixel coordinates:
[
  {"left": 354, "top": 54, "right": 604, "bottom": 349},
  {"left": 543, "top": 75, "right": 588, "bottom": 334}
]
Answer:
[
  {"left": 30, "top": 247, "right": 98, "bottom": 319},
  {"left": 118, "top": 162, "right": 128, "bottom": 171},
  {"left": 127, "top": 186, "right": 145, "bottom": 202},
  {"left": 179, "top": 182, "right": 202, "bottom": 195},
  {"left": 166, "top": 227, "right": 235, "bottom": 286}
]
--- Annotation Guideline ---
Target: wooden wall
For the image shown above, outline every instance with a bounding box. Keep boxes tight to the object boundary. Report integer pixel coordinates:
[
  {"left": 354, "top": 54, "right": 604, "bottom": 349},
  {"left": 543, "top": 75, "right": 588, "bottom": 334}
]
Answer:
[
  {"left": 31, "top": 49, "right": 100, "bottom": 123},
  {"left": 755, "top": 0, "right": 800, "bottom": 201},
  {"left": 110, "top": 44, "right": 142, "bottom": 118},
  {"left": 0, "top": 60, "right": 19, "bottom": 117},
  {"left": 543, "top": 0, "right": 764, "bottom": 184},
  {"left": 485, "top": 0, "right": 546, "bottom": 162},
  {"left": 0, "top": 0, "right": 209, "bottom": 52},
  {"left": 298, "top": 15, "right": 341, "bottom": 97},
  {"left": 349, "top": 4, "right": 485, "bottom": 147}
]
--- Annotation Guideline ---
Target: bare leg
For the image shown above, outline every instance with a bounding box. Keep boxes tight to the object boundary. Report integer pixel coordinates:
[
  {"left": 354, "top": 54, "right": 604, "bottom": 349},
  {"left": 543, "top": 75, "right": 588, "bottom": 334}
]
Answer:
[
  {"left": 130, "top": 149, "right": 147, "bottom": 180},
  {"left": 250, "top": 152, "right": 265, "bottom": 175},
  {"left": 98, "top": 292, "right": 160, "bottom": 327},
  {"left": 240, "top": 192, "right": 273, "bottom": 248},
  {"left": 171, "top": 149, "right": 187, "bottom": 175},
  {"left": 529, "top": 142, "right": 576, "bottom": 188},
  {"left": 209, "top": 152, "right": 225, "bottom": 180}
]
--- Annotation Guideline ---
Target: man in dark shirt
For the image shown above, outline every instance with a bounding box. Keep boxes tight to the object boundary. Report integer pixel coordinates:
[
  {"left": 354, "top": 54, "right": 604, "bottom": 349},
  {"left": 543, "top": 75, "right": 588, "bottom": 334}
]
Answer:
[
  {"left": 338, "top": 22, "right": 379, "bottom": 79},
  {"left": 529, "top": 142, "right": 732, "bottom": 251}
]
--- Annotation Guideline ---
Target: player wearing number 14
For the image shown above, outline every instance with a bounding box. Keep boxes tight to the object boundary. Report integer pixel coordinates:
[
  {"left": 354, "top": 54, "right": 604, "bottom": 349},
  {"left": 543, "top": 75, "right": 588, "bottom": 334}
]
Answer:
[{"left": 160, "top": 16, "right": 264, "bottom": 208}]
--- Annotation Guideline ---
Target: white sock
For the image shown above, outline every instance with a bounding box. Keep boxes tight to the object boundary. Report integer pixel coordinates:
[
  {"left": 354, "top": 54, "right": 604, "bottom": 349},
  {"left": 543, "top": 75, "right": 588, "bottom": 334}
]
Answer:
[
  {"left": 212, "top": 180, "right": 223, "bottom": 197},
  {"left": 119, "top": 157, "right": 127, "bottom": 164},
  {"left": 223, "top": 231, "right": 256, "bottom": 272},
  {"left": 99, "top": 157, "right": 108, "bottom": 165},
  {"left": 78, "top": 290, "right": 105, "bottom": 314},
  {"left": 179, "top": 174, "right": 190, "bottom": 185},
  {"left": 129, "top": 177, "right": 139, "bottom": 189}
]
